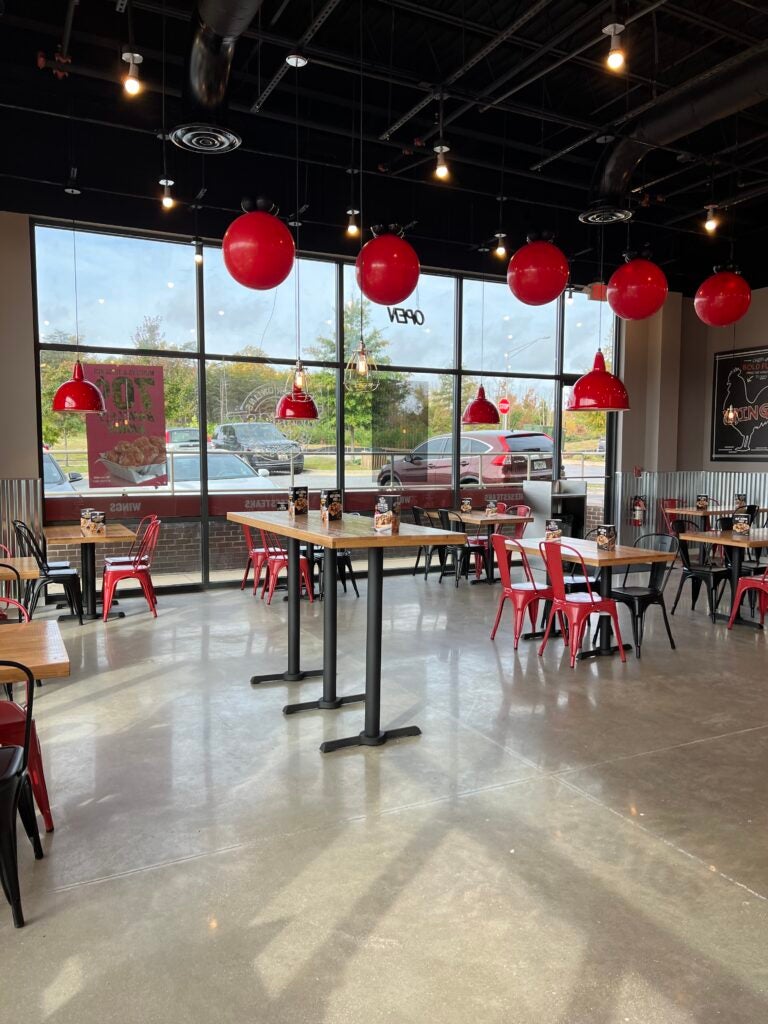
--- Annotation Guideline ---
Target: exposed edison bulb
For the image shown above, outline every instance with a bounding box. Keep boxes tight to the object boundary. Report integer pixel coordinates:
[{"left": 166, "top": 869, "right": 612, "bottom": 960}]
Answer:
[
  {"left": 346, "top": 209, "right": 360, "bottom": 237},
  {"left": 704, "top": 206, "right": 719, "bottom": 233},
  {"left": 434, "top": 151, "right": 450, "bottom": 180},
  {"left": 160, "top": 179, "right": 175, "bottom": 210},
  {"left": 293, "top": 363, "right": 306, "bottom": 391},
  {"left": 356, "top": 348, "right": 369, "bottom": 376},
  {"left": 607, "top": 44, "right": 625, "bottom": 71},
  {"left": 494, "top": 233, "right": 507, "bottom": 259}
]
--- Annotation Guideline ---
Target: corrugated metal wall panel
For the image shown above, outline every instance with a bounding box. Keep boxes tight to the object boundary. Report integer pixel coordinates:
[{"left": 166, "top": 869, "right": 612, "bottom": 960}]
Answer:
[{"left": 0, "top": 479, "right": 43, "bottom": 554}]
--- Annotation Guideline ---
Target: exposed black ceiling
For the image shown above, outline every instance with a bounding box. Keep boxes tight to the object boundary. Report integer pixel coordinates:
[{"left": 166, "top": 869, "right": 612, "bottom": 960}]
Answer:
[{"left": 1, "top": 0, "right": 768, "bottom": 293}]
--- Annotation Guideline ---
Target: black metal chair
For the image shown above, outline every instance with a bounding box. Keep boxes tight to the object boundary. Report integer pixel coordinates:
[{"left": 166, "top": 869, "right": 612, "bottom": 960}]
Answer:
[
  {"left": 610, "top": 534, "right": 678, "bottom": 658},
  {"left": 0, "top": 661, "right": 44, "bottom": 928},
  {"left": 411, "top": 506, "right": 436, "bottom": 579},
  {"left": 437, "top": 509, "right": 485, "bottom": 586},
  {"left": 12, "top": 521, "right": 83, "bottom": 625},
  {"left": 670, "top": 519, "right": 730, "bottom": 623},
  {"left": 315, "top": 549, "right": 360, "bottom": 598}
]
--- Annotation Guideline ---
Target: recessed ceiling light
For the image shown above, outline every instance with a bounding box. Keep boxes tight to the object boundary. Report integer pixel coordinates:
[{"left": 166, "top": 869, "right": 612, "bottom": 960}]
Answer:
[{"left": 285, "top": 53, "right": 308, "bottom": 68}]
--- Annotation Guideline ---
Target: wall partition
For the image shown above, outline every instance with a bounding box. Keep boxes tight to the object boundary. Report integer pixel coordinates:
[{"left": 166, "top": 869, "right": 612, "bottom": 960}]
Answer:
[{"left": 34, "top": 222, "right": 614, "bottom": 584}]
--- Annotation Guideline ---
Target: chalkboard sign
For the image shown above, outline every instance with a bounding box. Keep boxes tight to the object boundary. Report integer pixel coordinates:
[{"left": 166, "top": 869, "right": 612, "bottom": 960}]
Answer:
[{"left": 711, "top": 346, "right": 768, "bottom": 461}]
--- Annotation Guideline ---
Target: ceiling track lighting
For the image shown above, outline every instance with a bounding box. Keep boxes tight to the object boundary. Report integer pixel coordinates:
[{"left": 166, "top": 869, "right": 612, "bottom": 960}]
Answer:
[
  {"left": 602, "top": 21, "right": 626, "bottom": 71},
  {"left": 433, "top": 91, "right": 451, "bottom": 181},
  {"left": 346, "top": 208, "right": 360, "bottom": 237},
  {"left": 122, "top": 51, "right": 143, "bottom": 95},
  {"left": 704, "top": 205, "right": 720, "bottom": 233},
  {"left": 159, "top": 178, "right": 175, "bottom": 209},
  {"left": 493, "top": 232, "right": 507, "bottom": 259}
]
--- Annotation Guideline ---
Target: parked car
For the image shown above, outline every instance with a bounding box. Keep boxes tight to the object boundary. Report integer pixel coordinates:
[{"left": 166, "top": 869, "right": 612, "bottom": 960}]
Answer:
[
  {"left": 596, "top": 436, "right": 606, "bottom": 453},
  {"left": 376, "top": 430, "right": 553, "bottom": 487},
  {"left": 166, "top": 427, "right": 202, "bottom": 451},
  {"left": 169, "top": 452, "right": 276, "bottom": 491},
  {"left": 210, "top": 422, "right": 304, "bottom": 474},
  {"left": 43, "top": 450, "right": 83, "bottom": 494}
]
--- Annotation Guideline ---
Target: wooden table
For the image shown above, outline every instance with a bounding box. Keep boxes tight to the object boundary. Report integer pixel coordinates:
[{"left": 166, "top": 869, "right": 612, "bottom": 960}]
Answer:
[
  {"left": 679, "top": 528, "right": 768, "bottom": 629},
  {"left": 0, "top": 620, "right": 70, "bottom": 682},
  {"left": 515, "top": 536, "right": 675, "bottom": 659},
  {"left": 674, "top": 506, "right": 768, "bottom": 520},
  {"left": 0, "top": 558, "right": 40, "bottom": 582},
  {"left": 456, "top": 511, "right": 533, "bottom": 584},
  {"left": 228, "top": 511, "right": 464, "bottom": 752},
  {"left": 44, "top": 524, "right": 136, "bottom": 620}
]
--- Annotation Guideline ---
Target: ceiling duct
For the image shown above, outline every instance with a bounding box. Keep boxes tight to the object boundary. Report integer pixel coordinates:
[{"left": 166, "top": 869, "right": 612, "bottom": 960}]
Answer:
[
  {"left": 171, "top": 0, "right": 264, "bottom": 155},
  {"left": 580, "top": 46, "right": 768, "bottom": 224}
]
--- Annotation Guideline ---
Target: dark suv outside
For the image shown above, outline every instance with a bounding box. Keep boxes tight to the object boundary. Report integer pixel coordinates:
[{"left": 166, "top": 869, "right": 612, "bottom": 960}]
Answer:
[
  {"left": 376, "top": 430, "right": 553, "bottom": 487},
  {"left": 211, "top": 422, "right": 304, "bottom": 474}
]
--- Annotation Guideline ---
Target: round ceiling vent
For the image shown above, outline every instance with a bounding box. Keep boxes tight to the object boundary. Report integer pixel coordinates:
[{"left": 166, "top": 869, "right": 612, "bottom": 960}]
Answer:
[
  {"left": 170, "top": 123, "right": 242, "bottom": 155},
  {"left": 578, "top": 202, "right": 633, "bottom": 225}
]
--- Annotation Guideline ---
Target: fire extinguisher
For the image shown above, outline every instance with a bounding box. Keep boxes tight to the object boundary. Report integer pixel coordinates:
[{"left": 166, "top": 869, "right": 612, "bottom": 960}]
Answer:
[{"left": 630, "top": 495, "right": 647, "bottom": 528}]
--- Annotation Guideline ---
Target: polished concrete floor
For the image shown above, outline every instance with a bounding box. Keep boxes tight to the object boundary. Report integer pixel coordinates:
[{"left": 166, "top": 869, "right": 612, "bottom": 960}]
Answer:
[{"left": 2, "top": 572, "right": 768, "bottom": 1023}]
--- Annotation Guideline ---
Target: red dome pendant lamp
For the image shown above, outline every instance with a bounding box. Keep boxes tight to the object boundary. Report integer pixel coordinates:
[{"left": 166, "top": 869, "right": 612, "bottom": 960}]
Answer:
[
  {"left": 568, "top": 228, "right": 629, "bottom": 413},
  {"left": 52, "top": 224, "right": 106, "bottom": 415},
  {"left": 462, "top": 278, "right": 500, "bottom": 426},
  {"left": 275, "top": 65, "right": 317, "bottom": 421}
]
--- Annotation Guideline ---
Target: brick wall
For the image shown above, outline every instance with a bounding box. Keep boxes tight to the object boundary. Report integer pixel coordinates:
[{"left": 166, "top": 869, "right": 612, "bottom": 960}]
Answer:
[{"left": 585, "top": 503, "right": 605, "bottom": 534}]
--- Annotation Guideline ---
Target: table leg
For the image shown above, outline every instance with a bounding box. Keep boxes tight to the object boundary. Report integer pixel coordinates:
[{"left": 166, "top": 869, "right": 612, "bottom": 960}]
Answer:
[
  {"left": 578, "top": 566, "right": 631, "bottom": 660},
  {"left": 320, "top": 548, "right": 421, "bottom": 753},
  {"left": 251, "top": 537, "right": 323, "bottom": 686},
  {"left": 283, "top": 549, "right": 365, "bottom": 714}
]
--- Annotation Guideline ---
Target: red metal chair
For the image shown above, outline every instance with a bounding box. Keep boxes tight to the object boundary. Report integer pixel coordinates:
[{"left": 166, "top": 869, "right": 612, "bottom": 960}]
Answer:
[
  {"left": 510, "top": 504, "right": 532, "bottom": 541},
  {"left": 495, "top": 502, "right": 508, "bottom": 513},
  {"left": 102, "top": 519, "right": 161, "bottom": 620},
  {"left": 728, "top": 566, "right": 768, "bottom": 629},
  {"left": 660, "top": 499, "right": 679, "bottom": 536},
  {"left": 103, "top": 515, "right": 157, "bottom": 565},
  {"left": 0, "top": 544, "right": 13, "bottom": 621},
  {"left": 261, "top": 531, "right": 314, "bottom": 605},
  {"left": 0, "top": 609, "right": 54, "bottom": 834},
  {"left": 538, "top": 541, "right": 626, "bottom": 668},
  {"left": 490, "top": 535, "right": 553, "bottom": 648},
  {"left": 239, "top": 525, "right": 273, "bottom": 594}
]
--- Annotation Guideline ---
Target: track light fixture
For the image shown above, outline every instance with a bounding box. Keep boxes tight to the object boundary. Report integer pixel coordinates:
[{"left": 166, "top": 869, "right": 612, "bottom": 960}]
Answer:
[
  {"left": 346, "top": 208, "right": 360, "bottom": 236},
  {"left": 160, "top": 178, "right": 175, "bottom": 209},
  {"left": 433, "top": 91, "right": 451, "bottom": 181},
  {"left": 493, "top": 232, "right": 507, "bottom": 259},
  {"left": 602, "top": 21, "right": 626, "bottom": 71},
  {"left": 122, "top": 51, "right": 143, "bottom": 95},
  {"left": 704, "top": 205, "right": 720, "bottom": 233},
  {"left": 193, "top": 238, "right": 203, "bottom": 264}
]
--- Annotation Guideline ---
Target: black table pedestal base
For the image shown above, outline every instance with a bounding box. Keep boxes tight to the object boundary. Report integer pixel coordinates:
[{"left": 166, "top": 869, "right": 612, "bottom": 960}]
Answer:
[
  {"left": 284, "top": 692, "right": 365, "bottom": 715},
  {"left": 320, "top": 725, "right": 422, "bottom": 753},
  {"left": 251, "top": 668, "right": 323, "bottom": 685},
  {"left": 578, "top": 643, "right": 632, "bottom": 660}
]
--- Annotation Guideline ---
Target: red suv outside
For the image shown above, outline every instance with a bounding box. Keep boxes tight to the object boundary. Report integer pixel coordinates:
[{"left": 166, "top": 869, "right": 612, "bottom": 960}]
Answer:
[{"left": 377, "top": 430, "right": 554, "bottom": 487}]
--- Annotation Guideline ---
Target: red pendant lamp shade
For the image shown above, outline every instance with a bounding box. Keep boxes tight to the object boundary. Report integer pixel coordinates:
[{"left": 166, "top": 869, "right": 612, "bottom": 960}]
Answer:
[
  {"left": 462, "top": 384, "right": 500, "bottom": 425},
  {"left": 355, "top": 233, "right": 420, "bottom": 305},
  {"left": 694, "top": 271, "right": 752, "bottom": 327},
  {"left": 567, "top": 351, "right": 629, "bottom": 412},
  {"left": 275, "top": 388, "right": 318, "bottom": 421},
  {"left": 222, "top": 211, "right": 295, "bottom": 290},
  {"left": 52, "top": 360, "right": 105, "bottom": 414},
  {"left": 606, "top": 258, "right": 668, "bottom": 320},
  {"left": 507, "top": 240, "right": 569, "bottom": 306}
]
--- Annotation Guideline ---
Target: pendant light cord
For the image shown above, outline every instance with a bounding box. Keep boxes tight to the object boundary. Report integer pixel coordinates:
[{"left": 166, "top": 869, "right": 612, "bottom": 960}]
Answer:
[
  {"left": 358, "top": 0, "right": 364, "bottom": 347},
  {"left": 161, "top": 1, "right": 168, "bottom": 181},
  {"left": 71, "top": 222, "right": 80, "bottom": 354},
  {"left": 480, "top": 275, "right": 485, "bottom": 372},
  {"left": 597, "top": 226, "right": 605, "bottom": 353},
  {"left": 294, "top": 65, "right": 301, "bottom": 365}
]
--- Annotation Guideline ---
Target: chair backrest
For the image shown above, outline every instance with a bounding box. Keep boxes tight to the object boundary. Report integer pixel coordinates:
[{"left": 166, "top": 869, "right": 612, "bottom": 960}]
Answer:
[
  {"left": 130, "top": 515, "right": 158, "bottom": 556},
  {"left": 630, "top": 533, "right": 679, "bottom": 590},
  {"left": 13, "top": 520, "right": 49, "bottom": 573},
  {"left": 511, "top": 504, "right": 531, "bottom": 540},
  {"left": 670, "top": 518, "right": 700, "bottom": 571},
  {"left": 746, "top": 503, "right": 759, "bottom": 524},
  {"left": 0, "top": 661, "right": 35, "bottom": 771},
  {"left": 717, "top": 516, "right": 733, "bottom": 532},
  {"left": 422, "top": 509, "right": 440, "bottom": 530},
  {"left": 0, "top": 544, "right": 10, "bottom": 558},
  {"left": 496, "top": 502, "right": 507, "bottom": 513},
  {"left": 438, "top": 508, "right": 463, "bottom": 534},
  {"left": 584, "top": 528, "right": 600, "bottom": 541},
  {"left": 263, "top": 529, "right": 286, "bottom": 555},
  {"left": 0, "top": 563, "right": 27, "bottom": 622},
  {"left": 412, "top": 505, "right": 425, "bottom": 527},
  {"left": 242, "top": 523, "right": 255, "bottom": 551},
  {"left": 539, "top": 541, "right": 568, "bottom": 601},
  {"left": 660, "top": 498, "right": 679, "bottom": 535},
  {"left": 133, "top": 518, "right": 160, "bottom": 569},
  {"left": 494, "top": 535, "right": 539, "bottom": 591}
]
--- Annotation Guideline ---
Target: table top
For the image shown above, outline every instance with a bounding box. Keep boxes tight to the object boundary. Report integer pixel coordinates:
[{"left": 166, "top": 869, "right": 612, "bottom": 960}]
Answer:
[
  {"left": 679, "top": 528, "right": 768, "bottom": 550},
  {"left": 0, "top": 621, "right": 70, "bottom": 682},
  {"left": 456, "top": 511, "right": 533, "bottom": 527},
  {"left": 514, "top": 535, "right": 675, "bottom": 567},
  {"left": 0, "top": 557, "right": 40, "bottom": 581},
  {"left": 227, "top": 510, "right": 465, "bottom": 549},
  {"left": 674, "top": 506, "right": 768, "bottom": 519},
  {"left": 44, "top": 523, "right": 136, "bottom": 545}
]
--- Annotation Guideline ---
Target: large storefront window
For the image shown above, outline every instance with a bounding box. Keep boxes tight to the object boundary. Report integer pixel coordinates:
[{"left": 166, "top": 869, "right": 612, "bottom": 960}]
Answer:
[{"left": 34, "top": 224, "right": 619, "bottom": 585}]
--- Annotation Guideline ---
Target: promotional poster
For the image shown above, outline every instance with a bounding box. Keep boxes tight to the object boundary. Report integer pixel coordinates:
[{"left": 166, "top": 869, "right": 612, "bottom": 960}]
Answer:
[
  {"left": 84, "top": 364, "right": 167, "bottom": 487},
  {"left": 712, "top": 346, "right": 768, "bottom": 461}
]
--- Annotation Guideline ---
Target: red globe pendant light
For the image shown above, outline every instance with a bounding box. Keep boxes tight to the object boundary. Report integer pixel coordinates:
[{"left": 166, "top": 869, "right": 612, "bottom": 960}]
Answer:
[
  {"left": 607, "top": 257, "right": 668, "bottom": 320},
  {"left": 462, "top": 384, "right": 500, "bottom": 425},
  {"left": 507, "top": 239, "right": 569, "bottom": 306},
  {"left": 52, "top": 360, "right": 106, "bottom": 414},
  {"left": 355, "top": 230, "right": 420, "bottom": 305},
  {"left": 222, "top": 210, "right": 295, "bottom": 290},
  {"left": 567, "top": 350, "right": 629, "bottom": 412},
  {"left": 694, "top": 269, "right": 751, "bottom": 327}
]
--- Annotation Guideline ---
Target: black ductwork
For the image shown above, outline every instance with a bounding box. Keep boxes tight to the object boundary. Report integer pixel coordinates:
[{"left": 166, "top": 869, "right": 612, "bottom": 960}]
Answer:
[
  {"left": 171, "top": 0, "right": 264, "bottom": 155},
  {"left": 581, "top": 47, "right": 768, "bottom": 224}
]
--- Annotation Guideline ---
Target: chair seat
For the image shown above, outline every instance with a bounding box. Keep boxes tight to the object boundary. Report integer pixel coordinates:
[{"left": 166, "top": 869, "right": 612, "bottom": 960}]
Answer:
[
  {"left": 565, "top": 592, "right": 606, "bottom": 606},
  {"left": 612, "top": 586, "right": 661, "bottom": 599},
  {"left": 0, "top": 744, "right": 23, "bottom": 781},
  {"left": 105, "top": 555, "right": 149, "bottom": 565},
  {"left": 563, "top": 574, "right": 599, "bottom": 587},
  {"left": 509, "top": 582, "right": 551, "bottom": 594}
]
